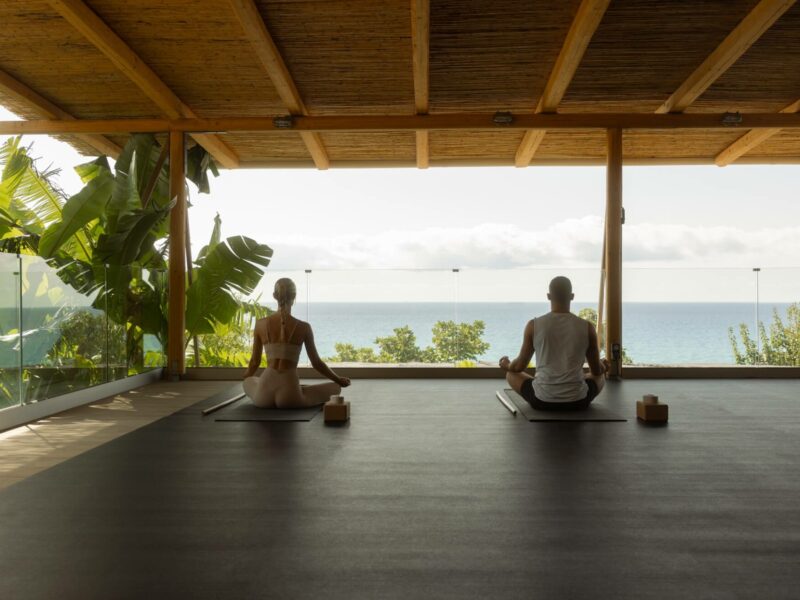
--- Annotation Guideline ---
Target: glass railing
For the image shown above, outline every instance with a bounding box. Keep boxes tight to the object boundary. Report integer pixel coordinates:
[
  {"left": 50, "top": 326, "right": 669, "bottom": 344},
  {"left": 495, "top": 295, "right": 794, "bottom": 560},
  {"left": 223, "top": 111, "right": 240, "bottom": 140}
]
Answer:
[
  {"left": 195, "top": 268, "right": 603, "bottom": 369},
  {"left": 0, "top": 254, "right": 165, "bottom": 411},
  {"left": 191, "top": 266, "right": 798, "bottom": 370},
  {"left": 456, "top": 268, "right": 602, "bottom": 364},
  {"left": 745, "top": 267, "right": 799, "bottom": 366},
  {"left": 623, "top": 267, "right": 799, "bottom": 366},
  {"left": 0, "top": 253, "right": 22, "bottom": 409}
]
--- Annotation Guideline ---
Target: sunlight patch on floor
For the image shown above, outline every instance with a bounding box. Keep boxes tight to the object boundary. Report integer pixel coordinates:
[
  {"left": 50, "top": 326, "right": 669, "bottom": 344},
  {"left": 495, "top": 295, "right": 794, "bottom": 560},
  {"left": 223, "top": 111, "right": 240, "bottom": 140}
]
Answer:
[{"left": 0, "top": 380, "right": 232, "bottom": 491}]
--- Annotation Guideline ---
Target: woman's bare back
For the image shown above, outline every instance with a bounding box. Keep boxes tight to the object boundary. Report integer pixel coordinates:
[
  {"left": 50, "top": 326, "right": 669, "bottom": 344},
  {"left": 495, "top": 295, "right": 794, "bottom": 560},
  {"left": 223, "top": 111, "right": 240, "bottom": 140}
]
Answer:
[{"left": 257, "top": 314, "right": 307, "bottom": 371}]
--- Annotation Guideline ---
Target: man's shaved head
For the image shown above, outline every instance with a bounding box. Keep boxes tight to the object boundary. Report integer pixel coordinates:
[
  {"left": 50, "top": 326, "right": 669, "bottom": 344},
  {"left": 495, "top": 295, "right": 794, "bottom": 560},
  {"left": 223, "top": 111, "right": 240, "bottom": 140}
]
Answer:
[{"left": 548, "top": 276, "right": 573, "bottom": 303}]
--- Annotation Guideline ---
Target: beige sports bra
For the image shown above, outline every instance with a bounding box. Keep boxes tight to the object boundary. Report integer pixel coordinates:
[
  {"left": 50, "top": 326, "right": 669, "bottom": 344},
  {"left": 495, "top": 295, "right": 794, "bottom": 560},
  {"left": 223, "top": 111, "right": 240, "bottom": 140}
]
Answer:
[{"left": 264, "top": 319, "right": 302, "bottom": 364}]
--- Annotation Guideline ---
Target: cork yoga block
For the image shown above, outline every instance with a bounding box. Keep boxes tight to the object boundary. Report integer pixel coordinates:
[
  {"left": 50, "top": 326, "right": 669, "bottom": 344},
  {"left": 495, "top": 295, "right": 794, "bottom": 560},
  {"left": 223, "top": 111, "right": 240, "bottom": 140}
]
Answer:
[
  {"left": 324, "top": 400, "right": 350, "bottom": 423},
  {"left": 636, "top": 400, "right": 668, "bottom": 423}
]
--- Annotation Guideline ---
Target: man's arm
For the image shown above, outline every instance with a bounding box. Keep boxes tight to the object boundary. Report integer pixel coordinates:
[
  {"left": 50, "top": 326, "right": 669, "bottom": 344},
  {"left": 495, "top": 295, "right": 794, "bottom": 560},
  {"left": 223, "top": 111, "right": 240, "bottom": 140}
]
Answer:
[
  {"left": 586, "top": 322, "right": 604, "bottom": 376},
  {"left": 502, "top": 320, "right": 534, "bottom": 373}
]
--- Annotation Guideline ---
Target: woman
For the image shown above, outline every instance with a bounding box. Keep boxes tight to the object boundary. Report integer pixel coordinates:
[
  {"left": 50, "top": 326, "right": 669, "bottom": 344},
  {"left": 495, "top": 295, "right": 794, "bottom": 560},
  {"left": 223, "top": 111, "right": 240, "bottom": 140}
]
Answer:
[{"left": 243, "top": 278, "right": 350, "bottom": 408}]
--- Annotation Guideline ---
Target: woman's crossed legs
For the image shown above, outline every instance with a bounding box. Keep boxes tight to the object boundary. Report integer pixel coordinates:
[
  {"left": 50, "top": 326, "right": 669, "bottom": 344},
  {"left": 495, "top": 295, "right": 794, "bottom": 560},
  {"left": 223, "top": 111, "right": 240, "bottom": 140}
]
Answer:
[{"left": 244, "top": 370, "right": 341, "bottom": 409}]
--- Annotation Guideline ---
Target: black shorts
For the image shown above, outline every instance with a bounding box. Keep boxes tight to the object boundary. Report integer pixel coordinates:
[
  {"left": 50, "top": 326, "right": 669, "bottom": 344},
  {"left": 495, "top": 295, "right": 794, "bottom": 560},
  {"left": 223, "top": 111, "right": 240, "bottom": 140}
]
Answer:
[{"left": 520, "top": 379, "right": 599, "bottom": 412}]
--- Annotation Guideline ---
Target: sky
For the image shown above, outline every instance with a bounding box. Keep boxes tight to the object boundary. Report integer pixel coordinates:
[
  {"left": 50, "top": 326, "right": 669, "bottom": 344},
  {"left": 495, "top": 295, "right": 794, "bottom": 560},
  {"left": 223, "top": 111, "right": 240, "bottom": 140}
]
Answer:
[{"left": 3, "top": 104, "right": 800, "bottom": 303}]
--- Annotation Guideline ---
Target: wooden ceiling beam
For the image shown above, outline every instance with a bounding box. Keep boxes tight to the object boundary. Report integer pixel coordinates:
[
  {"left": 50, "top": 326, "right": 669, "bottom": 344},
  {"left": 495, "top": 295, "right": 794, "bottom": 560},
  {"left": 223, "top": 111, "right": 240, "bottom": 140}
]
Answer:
[
  {"left": 715, "top": 98, "right": 800, "bottom": 165},
  {"left": 656, "top": 0, "right": 796, "bottom": 114},
  {"left": 0, "top": 68, "right": 121, "bottom": 158},
  {"left": 228, "top": 0, "right": 329, "bottom": 170},
  {"left": 235, "top": 156, "right": 800, "bottom": 169},
  {"left": 515, "top": 0, "right": 611, "bottom": 167},
  {"left": 47, "top": 0, "right": 239, "bottom": 168},
  {"left": 3, "top": 112, "right": 800, "bottom": 135},
  {"left": 411, "top": 0, "right": 430, "bottom": 169}
]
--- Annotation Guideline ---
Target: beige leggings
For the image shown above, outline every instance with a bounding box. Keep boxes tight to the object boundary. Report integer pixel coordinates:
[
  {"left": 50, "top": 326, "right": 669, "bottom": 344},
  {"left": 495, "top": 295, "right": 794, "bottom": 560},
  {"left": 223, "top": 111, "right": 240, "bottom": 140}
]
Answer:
[{"left": 243, "top": 368, "right": 341, "bottom": 409}]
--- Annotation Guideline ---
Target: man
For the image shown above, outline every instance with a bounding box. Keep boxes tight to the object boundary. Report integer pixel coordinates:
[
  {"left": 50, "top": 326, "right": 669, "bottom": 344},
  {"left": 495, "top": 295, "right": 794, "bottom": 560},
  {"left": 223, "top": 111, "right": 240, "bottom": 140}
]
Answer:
[{"left": 499, "top": 276, "right": 609, "bottom": 411}]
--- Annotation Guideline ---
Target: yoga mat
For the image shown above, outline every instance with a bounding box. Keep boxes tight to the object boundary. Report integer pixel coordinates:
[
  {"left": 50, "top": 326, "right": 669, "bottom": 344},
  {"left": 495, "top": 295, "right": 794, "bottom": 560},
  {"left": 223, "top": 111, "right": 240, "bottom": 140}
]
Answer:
[
  {"left": 502, "top": 389, "right": 627, "bottom": 422},
  {"left": 215, "top": 398, "right": 322, "bottom": 422}
]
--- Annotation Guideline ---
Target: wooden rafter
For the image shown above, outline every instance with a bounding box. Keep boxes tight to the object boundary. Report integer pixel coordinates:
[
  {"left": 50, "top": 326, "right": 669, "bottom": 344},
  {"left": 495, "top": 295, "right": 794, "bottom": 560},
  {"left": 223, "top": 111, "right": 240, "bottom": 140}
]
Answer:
[
  {"left": 415, "top": 131, "right": 429, "bottom": 168},
  {"left": 228, "top": 0, "right": 329, "bottom": 170},
  {"left": 411, "top": 0, "right": 430, "bottom": 168},
  {"left": 2, "top": 112, "right": 800, "bottom": 136},
  {"left": 515, "top": 0, "right": 610, "bottom": 167},
  {"left": 0, "top": 68, "right": 120, "bottom": 158},
  {"left": 656, "top": 0, "right": 795, "bottom": 114},
  {"left": 715, "top": 98, "right": 800, "bottom": 165},
  {"left": 47, "top": 0, "right": 239, "bottom": 168}
]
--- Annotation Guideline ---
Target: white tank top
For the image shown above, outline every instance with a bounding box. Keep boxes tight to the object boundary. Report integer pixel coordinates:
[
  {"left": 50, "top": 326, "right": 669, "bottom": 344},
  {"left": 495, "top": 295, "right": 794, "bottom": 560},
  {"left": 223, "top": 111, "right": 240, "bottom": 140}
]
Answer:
[{"left": 532, "top": 312, "right": 590, "bottom": 402}]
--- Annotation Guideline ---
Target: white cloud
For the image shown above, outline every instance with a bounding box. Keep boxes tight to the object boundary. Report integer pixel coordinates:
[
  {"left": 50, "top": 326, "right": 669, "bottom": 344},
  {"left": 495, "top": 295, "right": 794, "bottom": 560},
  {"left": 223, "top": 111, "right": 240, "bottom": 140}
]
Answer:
[{"left": 265, "top": 216, "right": 800, "bottom": 270}]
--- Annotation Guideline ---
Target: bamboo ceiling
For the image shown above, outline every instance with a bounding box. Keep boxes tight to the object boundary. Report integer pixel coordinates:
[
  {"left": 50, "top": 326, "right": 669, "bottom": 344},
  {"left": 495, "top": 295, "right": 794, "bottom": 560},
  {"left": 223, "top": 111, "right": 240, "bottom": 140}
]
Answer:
[{"left": 1, "top": 0, "right": 799, "bottom": 168}]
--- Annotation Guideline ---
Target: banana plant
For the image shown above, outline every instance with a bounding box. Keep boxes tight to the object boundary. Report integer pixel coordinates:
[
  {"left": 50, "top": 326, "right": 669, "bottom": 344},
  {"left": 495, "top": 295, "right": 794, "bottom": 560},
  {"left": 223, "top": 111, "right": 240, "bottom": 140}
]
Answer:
[{"left": 0, "top": 134, "right": 273, "bottom": 371}]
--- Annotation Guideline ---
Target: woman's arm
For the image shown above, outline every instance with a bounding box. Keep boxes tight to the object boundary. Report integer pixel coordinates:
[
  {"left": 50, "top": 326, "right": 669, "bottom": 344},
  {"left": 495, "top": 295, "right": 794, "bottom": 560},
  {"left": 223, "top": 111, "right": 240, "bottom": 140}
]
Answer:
[
  {"left": 243, "top": 327, "right": 263, "bottom": 378},
  {"left": 305, "top": 325, "right": 350, "bottom": 387}
]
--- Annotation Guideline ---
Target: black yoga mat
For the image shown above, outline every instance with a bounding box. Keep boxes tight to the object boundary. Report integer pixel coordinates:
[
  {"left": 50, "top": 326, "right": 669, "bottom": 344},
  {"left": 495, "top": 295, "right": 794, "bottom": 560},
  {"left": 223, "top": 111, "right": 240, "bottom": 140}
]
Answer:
[
  {"left": 502, "top": 389, "right": 627, "bottom": 422},
  {"left": 215, "top": 398, "right": 322, "bottom": 422}
]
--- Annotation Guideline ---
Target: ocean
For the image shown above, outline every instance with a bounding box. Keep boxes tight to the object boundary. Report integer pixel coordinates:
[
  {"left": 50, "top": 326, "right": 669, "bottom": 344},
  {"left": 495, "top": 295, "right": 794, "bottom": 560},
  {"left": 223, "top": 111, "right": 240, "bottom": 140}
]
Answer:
[
  {"left": 294, "top": 302, "right": 791, "bottom": 365},
  {"left": 1, "top": 303, "right": 792, "bottom": 366}
]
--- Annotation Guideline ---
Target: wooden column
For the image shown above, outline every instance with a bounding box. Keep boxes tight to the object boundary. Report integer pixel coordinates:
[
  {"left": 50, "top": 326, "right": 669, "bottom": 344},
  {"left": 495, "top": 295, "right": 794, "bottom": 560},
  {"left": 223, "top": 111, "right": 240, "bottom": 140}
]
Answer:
[
  {"left": 605, "top": 128, "right": 623, "bottom": 377},
  {"left": 167, "top": 130, "right": 187, "bottom": 377}
]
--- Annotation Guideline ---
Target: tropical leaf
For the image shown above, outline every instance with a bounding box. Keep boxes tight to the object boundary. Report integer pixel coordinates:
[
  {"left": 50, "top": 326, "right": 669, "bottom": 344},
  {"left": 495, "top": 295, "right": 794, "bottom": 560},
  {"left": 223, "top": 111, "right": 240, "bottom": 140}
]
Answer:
[
  {"left": 39, "top": 167, "right": 114, "bottom": 258},
  {"left": 0, "top": 138, "right": 47, "bottom": 234},
  {"left": 194, "top": 212, "right": 222, "bottom": 266},
  {"left": 49, "top": 256, "right": 102, "bottom": 298},
  {"left": 106, "top": 139, "right": 143, "bottom": 233},
  {"left": 74, "top": 156, "right": 112, "bottom": 184},
  {"left": 187, "top": 144, "right": 218, "bottom": 195},
  {"left": 13, "top": 157, "right": 65, "bottom": 227},
  {"left": 94, "top": 201, "right": 173, "bottom": 265},
  {"left": 185, "top": 236, "right": 272, "bottom": 335}
]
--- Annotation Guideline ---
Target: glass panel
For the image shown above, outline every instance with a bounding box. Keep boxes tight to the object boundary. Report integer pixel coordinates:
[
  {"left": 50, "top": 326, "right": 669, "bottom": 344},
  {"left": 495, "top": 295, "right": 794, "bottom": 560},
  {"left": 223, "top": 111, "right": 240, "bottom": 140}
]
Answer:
[
  {"left": 623, "top": 268, "right": 756, "bottom": 366},
  {"left": 308, "top": 269, "right": 456, "bottom": 366},
  {"left": 457, "top": 268, "right": 602, "bottom": 367},
  {"left": 20, "top": 255, "right": 106, "bottom": 402},
  {"left": 0, "top": 254, "right": 22, "bottom": 410},
  {"left": 747, "top": 267, "right": 800, "bottom": 366},
  {"left": 141, "top": 269, "right": 167, "bottom": 371},
  {"left": 105, "top": 264, "right": 127, "bottom": 381},
  {"left": 105, "top": 265, "right": 167, "bottom": 379}
]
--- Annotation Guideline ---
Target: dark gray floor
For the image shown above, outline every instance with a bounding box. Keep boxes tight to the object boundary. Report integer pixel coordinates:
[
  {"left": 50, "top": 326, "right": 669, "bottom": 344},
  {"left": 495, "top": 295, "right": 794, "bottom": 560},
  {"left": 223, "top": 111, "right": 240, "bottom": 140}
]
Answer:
[{"left": 1, "top": 379, "right": 799, "bottom": 599}]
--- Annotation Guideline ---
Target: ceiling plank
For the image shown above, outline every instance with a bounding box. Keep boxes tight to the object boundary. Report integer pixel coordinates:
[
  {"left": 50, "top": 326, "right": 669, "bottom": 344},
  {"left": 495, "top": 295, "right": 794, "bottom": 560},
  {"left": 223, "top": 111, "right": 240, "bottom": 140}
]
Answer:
[
  {"left": 656, "top": 0, "right": 796, "bottom": 114},
  {"left": 47, "top": 0, "right": 239, "bottom": 168},
  {"left": 228, "top": 0, "right": 329, "bottom": 169},
  {"left": 715, "top": 98, "right": 800, "bottom": 165},
  {"left": 0, "top": 68, "right": 121, "bottom": 158},
  {"left": 411, "top": 0, "right": 430, "bottom": 168},
  {"left": 515, "top": 0, "right": 610, "bottom": 167}
]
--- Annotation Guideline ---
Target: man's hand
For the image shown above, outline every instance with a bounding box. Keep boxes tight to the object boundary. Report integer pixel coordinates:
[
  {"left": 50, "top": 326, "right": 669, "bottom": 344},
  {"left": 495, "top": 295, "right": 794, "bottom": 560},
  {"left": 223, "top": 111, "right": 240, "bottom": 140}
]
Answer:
[{"left": 499, "top": 356, "right": 511, "bottom": 371}]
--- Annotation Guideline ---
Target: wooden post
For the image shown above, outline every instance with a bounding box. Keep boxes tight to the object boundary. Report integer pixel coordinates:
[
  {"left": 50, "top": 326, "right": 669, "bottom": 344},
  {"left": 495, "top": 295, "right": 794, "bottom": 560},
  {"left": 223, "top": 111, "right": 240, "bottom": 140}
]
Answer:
[
  {"left": 597, "top": 221, "right": 606, "bottom": 345},
  {"left": 167, "top": 130, "right": 187, "bottom": 378},
  {"left": 605, "top": 128, "right": 623, "bottom": 377}
]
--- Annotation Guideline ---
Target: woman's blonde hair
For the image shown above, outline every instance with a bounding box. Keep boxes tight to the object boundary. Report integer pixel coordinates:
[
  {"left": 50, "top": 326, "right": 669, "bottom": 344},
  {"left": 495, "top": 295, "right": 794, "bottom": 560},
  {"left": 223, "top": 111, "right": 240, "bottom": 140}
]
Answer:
[{"left": 273, "top": 278, "right": 297, "bottom": 342}]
